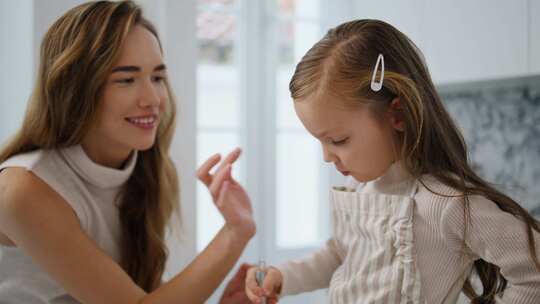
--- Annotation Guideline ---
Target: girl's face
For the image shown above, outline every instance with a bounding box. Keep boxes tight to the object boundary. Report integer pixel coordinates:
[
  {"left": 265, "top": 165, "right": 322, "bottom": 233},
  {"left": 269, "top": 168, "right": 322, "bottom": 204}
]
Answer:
[
  {"left": 294, "top": 96, "right": 401, "bottom": 183},
  {"left": 83, "top": 25, "right": 168, "bottom": 165}
]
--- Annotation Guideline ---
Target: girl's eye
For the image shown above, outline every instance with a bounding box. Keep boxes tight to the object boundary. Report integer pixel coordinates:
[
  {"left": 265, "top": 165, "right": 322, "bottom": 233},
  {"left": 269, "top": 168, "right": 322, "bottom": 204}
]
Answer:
[
  {"left": 115, "top": 78, "right": 135, "bottom": 84},
  {"left": 332, "top": 138, "right": 348, "bottom": 146}
]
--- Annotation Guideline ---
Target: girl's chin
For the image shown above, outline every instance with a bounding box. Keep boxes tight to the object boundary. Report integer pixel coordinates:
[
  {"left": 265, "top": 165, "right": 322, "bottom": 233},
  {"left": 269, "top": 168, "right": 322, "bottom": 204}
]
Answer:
[{"left": 350, "top": 173, "right": 377, "bottom": 183}]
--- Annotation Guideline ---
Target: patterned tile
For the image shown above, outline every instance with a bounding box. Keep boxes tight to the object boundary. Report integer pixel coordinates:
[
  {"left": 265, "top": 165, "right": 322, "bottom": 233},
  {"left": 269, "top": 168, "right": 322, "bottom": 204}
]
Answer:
[{"left": 439, "top": 75, "right": 540, "bottom": 217}]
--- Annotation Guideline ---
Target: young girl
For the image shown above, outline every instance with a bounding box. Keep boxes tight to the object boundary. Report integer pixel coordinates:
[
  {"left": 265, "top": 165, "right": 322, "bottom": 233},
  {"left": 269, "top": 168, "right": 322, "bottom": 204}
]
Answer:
[
  {"left": 246, "top": 19, "right": 540, "bottom": 304},
  {"left": 0, "top": 1, "right": 254, "bottom": 303}
]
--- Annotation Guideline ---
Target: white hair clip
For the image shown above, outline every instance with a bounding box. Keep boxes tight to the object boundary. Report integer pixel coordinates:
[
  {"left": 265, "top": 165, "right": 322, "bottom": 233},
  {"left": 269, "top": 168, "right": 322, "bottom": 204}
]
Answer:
[{"left": 370, "top": 53, "right": 385, "bottom": 92}]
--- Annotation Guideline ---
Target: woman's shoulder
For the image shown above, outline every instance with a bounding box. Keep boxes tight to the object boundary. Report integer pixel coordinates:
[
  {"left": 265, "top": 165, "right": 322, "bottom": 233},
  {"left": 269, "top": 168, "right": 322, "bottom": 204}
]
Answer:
[
  {"left": 0, "top": 149, "right": 46, "bottom": 171},
  {"left": 0, "top": 167, "right": 64, "bottom": 214},
  {"left": 0, "top": 149, "right": 72, "bottom": 203},
  {"left": 0, "top": 149, "right": 87, "bottom": 232},
  {"left": 0, "top": 148, "right": 78, "bottom": 196},
  {"left": 0, "top": 167, "right": 76, "bottom": 247}
]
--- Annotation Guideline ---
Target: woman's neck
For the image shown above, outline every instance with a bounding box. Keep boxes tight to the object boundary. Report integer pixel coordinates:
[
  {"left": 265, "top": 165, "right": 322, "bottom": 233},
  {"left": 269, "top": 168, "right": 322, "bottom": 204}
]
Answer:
[{"left": 80, "top": 141, "right": 132, "bottom": 169}]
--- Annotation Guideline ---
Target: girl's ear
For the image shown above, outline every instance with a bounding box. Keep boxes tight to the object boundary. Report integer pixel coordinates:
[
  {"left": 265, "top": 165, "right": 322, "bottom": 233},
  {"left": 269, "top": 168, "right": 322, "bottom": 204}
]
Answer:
[{"left": 388, "top": 97, "right": 405, "bottom": 132}]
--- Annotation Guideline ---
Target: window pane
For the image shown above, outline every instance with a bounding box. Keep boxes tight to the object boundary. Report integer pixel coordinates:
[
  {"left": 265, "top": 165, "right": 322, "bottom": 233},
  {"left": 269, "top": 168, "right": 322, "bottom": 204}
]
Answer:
[
  {"left": 277, "top": 0, "right": 320, "bottom": 20},
  {"left": 276, "top": 131, "right": 323, "bottom": 248},
  {"left": 197, "top": 8, "right": 239, "bottom": 128},
  {"left": 275, "top": 17, "right": 324, "bottom": 249},
  {"left": 196, "top": 131, "right": 242, "bottom": 251},
  {"left": 277, "top": 20, "right": 321, "bottom": 129},
  {"left": 198, "top": 0, "right": 236, "bottom": 13},
  {"left": 276, "top": 66, "right": 302, "bottom": 129},
  {"left": 197, "top": 11, "right": 236, "bottom": 63},
  {"left": 197, "top": 65, "right": 239, "bottom": 128},
  {"left": 277, "top": 21, "right": 320, "bottom": 65}
]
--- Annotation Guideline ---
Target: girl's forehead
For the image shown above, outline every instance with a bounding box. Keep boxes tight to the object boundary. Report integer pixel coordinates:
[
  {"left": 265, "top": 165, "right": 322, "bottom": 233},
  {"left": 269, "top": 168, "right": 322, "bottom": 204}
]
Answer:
[
  {"left": 295, "top": 98, "right": 360, "bottom": 121},
  {"left": 294, "top": 99, "right": 361, "bottom": 136}
]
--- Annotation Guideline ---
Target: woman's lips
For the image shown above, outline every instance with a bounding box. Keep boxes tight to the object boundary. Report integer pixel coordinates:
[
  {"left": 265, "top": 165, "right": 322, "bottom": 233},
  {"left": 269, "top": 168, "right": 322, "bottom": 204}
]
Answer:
[{"left": 125, "top": 114, "right": 158, "bottom": 130}]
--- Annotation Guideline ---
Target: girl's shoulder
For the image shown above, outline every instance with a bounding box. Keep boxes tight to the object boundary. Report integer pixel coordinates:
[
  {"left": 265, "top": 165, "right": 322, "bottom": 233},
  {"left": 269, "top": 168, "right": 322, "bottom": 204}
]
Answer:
[
  {"left": 416, "top": 174, "right": 463, "bottom": 200},
  {"left": 414, "top": 173, "right": 521, "bottom": 238}
]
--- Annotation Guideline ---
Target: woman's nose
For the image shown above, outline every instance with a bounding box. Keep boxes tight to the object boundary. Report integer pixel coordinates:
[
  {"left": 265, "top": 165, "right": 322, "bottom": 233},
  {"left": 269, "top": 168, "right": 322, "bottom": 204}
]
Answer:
[{"left": 139, "top": 79, "right": 161, "bottom": 108}]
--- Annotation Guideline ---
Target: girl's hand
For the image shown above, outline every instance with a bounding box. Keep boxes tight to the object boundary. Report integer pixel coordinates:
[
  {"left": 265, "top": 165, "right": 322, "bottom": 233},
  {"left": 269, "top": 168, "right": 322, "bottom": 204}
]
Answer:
[
  {"left": 245, "top": 266, "right": 282, "bottom": 304},
  {"left": 197, "top": 148, "right": 256, "bottom": 242}
]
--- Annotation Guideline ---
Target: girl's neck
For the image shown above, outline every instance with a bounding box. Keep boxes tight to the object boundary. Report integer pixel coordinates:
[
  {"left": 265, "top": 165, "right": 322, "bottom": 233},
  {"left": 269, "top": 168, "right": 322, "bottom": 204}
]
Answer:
[{"left": 360, "top": 161, "right": 414, "bottom": 195}]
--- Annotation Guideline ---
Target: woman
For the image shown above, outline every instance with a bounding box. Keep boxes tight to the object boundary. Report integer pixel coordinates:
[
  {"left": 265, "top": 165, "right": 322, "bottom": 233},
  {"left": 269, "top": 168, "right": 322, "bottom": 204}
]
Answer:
[{"left": 0, "top": 1, "right": 253, "bottom": 303}]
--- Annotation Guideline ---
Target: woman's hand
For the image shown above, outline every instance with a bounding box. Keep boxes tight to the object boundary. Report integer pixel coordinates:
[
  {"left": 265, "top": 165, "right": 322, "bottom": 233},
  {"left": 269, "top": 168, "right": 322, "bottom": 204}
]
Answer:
[
  {"left": 197, "top": 148, "right": 256, "bottom": 243},
  {"left": 219, "top": 263, "right": 253, "bottom": 304}
]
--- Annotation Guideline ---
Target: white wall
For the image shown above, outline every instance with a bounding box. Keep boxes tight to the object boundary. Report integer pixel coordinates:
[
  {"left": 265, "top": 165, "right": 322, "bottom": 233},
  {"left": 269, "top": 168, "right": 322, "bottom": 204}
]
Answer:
[
  {"left": 421, "top": 0, "right": 529, "bottom": 84},
  {"left": 352, "top": 0, "right": 537, "bottom": 84},
  {"left": 532, "top": 0, "right": 540, "bottom": 74},
  {"left": 0, "top": 0, "right": 33, "bottom": 144}
]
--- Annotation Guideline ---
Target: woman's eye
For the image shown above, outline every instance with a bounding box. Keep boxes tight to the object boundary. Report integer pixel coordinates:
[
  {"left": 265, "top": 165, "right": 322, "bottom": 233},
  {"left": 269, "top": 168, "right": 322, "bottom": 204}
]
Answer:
[
  {"left": 332, "top": 138, "right": 348, "bottom": 146},
  {"left": 152, "top": 75, "right": 166, "bottom": 82},
  {"left": 115, "top": 78, "right": 134, "bottom": 84}
]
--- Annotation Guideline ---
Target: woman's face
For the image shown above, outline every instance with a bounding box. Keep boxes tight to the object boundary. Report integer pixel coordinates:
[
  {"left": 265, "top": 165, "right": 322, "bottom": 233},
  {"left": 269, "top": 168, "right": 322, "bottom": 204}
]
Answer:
[{"left": 83, "top": 25, "right": 168, "bottom": 164}]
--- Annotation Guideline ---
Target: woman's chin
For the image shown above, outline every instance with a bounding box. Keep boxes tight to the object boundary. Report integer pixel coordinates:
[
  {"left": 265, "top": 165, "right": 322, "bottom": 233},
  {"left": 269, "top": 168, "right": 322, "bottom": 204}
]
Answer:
[{"left": 130, "top": 139, "right": 155, "bottom": 151}]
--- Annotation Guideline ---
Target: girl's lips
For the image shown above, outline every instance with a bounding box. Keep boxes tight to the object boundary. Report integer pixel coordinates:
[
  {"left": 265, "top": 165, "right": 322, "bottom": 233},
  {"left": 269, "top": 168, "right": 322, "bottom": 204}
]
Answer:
[
  {"left": 335, "top": 165, "right": 349, "bottom": 176},
  {"left": 337, "top": 168, "right": 350, "bottom": 176},
  {"left": 339, "top": 171, "right": 350, "bottom": 176}
]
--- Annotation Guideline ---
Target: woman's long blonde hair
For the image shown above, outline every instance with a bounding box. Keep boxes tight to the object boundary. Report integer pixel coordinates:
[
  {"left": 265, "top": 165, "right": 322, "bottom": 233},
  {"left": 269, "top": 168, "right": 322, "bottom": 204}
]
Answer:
[
  {"left": 0, "top": 1, "right": 179, "bottom": 291},
  {"left": 290, "top": 19, "right": 540, "bottom": 303}
]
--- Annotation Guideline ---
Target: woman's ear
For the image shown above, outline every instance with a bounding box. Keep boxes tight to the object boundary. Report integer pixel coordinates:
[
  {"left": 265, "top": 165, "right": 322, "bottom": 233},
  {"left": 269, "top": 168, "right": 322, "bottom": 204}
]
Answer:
[{"left": 388, "top": 97, "right": 405, "bottom": 132}]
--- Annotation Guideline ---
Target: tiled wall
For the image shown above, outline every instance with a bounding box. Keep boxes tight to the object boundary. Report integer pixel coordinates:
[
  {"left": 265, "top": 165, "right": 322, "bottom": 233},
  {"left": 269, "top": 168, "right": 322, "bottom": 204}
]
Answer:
[{"left": 439, "top": 75, "right": 540, "bottom": 218}]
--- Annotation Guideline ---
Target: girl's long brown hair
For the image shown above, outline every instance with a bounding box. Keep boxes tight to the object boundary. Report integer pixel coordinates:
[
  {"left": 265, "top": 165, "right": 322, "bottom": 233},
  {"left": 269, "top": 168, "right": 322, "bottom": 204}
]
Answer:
[
  {"left": 0, "top": 1, "right": 179, "bottom": 291},
  {"left": 289, "top": 19, "right": 540, "bottom": 303}
]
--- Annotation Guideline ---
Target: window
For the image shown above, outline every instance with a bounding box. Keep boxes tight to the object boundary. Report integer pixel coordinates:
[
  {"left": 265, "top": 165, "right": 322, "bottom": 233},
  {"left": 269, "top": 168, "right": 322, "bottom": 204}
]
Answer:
[
  {"left": 196, "top": 0, "right": 243, "bottom": 251},
  {"left": 196, "top": 1, "right": 330, "bottom": 302}
]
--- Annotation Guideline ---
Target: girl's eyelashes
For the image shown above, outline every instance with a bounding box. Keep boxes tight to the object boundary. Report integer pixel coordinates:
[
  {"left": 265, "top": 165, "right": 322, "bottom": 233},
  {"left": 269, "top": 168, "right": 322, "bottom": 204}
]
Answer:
[{"left": 331, "top": 137, "right": 349, "bottom": 146}]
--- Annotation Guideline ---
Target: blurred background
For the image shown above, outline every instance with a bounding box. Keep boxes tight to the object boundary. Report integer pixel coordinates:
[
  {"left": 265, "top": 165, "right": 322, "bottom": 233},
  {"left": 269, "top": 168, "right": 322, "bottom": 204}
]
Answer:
[{"left": 1, "top": 0, "right": 539, "bottom": 303}]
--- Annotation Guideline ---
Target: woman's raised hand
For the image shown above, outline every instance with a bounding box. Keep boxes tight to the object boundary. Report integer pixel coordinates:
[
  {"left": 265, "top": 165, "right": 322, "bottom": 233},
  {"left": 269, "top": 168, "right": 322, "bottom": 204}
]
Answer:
[{"left": 197, "top": 148, "right": 256, "bottom": 242}]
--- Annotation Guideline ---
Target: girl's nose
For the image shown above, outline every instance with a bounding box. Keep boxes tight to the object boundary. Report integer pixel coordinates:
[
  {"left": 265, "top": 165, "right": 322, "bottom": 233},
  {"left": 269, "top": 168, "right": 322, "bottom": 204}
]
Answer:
[{"left": 322, "top": 146, "right": 336, "bottom": 163}]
